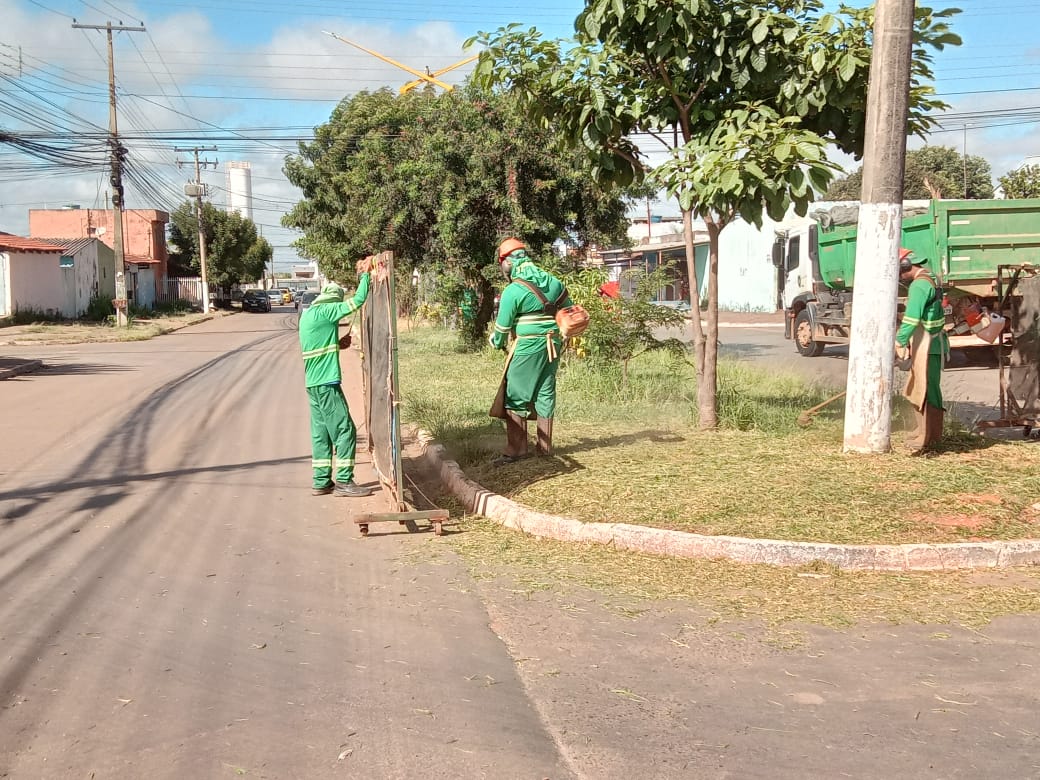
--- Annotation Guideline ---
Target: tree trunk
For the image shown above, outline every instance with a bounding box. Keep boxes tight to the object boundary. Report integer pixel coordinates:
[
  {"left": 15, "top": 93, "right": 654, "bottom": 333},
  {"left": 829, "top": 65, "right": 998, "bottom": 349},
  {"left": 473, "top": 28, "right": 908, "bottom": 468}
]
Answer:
[
  {"left": 681, "top": 208, "right": 706, "bottom": 376},
  {"left": 698, "top": 220, "right": 720, "bottom": 429}
]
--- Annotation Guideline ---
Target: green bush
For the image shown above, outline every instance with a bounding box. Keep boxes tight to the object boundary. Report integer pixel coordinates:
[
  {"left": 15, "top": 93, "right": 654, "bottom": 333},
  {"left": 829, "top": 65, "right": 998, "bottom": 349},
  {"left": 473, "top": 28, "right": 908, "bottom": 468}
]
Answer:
[
  {"left": 83, "top": 296, "right": 114, "bottom": 321},
  {"left": 7, "top": 306, "right": 65, "bottom": 325},
  {"left": 152, "top": 298, "right": 195, "bottom": 316}
]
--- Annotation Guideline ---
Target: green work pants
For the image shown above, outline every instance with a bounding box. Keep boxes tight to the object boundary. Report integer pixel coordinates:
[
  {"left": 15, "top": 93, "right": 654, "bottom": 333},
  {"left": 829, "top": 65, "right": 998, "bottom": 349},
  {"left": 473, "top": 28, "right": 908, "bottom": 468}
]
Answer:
[
  {"left": 505, "top": 347, "right": 560, "bottom": 419},
  {"left": 926, "top": 353, "right": 943, "bottom": 410},
  {"left": 307, "top": 383, "right": 356, "bottom": 488}
]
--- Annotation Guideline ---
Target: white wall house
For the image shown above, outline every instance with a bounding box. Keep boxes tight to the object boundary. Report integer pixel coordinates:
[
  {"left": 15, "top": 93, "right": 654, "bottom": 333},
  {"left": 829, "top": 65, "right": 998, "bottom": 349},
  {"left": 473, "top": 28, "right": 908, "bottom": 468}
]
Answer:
[{"left": 0, "top": 234, "right": 116, "bottom": 318}]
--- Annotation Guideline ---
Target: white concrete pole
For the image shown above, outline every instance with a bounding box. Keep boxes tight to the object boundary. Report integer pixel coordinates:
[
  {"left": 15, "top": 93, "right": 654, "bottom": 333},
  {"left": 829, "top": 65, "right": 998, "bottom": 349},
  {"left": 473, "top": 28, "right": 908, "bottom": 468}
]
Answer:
[{"left": 842, "top": 0, "right": 916, "bottom": 453}]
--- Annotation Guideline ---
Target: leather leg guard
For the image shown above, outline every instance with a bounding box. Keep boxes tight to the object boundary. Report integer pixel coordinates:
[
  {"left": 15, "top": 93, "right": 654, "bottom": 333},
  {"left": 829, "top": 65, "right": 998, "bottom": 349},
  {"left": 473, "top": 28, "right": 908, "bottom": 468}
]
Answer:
[
  {"left": 905, "top": 406, "right": 927, "bottom": 453},
  {"left": 926, "top": 405, "right": 944, "bottom": 447},
  {"left": 505, "top": 412, "right": 529, "bottom": 458},
  {"left": 536, "top": 416, "right": 553, "bottom": 456}
]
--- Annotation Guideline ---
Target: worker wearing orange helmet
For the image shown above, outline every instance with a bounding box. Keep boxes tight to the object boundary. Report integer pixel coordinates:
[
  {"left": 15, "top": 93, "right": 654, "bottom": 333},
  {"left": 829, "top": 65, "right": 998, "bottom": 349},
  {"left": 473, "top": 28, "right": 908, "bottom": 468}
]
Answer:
[
  {"left": 488, "top": 237, "right": 573, "bottom": 465},
  {"left": 894, "top": 247, "right": 947, "bottom": 452}
]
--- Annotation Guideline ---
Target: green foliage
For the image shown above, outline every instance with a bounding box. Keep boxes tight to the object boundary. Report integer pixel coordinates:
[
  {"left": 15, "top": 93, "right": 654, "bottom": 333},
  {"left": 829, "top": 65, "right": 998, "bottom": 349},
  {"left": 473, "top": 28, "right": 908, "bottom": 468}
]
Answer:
[
  {"left": 282, "top": 87, "right": 638, "bottom": 338},
  {"left": 825, "top": 145, "right": 994, "bottom": 200},
  {"left": 998, "top": 165, "right": 1040, "bottom": 200},
  {"left": 83, "top": 295, "right": 115, "bottom": 322},
  {"left": 151, "top": 298, "right": 195, "bottom": 316},
  {"left": 558, "top": 265, "right": 688, "bottom": 375},
  {"left": 5, "top": 307, "right": 65, "bottom": 325},
  {"left": 168, "top": 201, "right": 272, "bottom": 289}
]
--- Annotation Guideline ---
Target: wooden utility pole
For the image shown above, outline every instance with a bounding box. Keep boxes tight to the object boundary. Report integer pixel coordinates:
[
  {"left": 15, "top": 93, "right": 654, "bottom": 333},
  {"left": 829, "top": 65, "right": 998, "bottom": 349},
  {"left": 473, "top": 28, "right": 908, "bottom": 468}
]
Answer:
[
  {"left": 72, "top": 21, "right": 145, "bottom": 326},
  {"left": 842, "top": 0, "right": 916, "bottom": 453},
  {"left": 175, "top": 147, "right": 218, "bottom": 312}
]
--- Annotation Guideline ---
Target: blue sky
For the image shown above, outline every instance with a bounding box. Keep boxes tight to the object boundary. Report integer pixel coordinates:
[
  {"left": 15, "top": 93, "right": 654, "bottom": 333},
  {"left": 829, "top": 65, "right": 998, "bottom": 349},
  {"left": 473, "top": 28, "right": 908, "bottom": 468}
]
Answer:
[{"left": 1, "top": 0, "right": 1039, "bottom": 269}]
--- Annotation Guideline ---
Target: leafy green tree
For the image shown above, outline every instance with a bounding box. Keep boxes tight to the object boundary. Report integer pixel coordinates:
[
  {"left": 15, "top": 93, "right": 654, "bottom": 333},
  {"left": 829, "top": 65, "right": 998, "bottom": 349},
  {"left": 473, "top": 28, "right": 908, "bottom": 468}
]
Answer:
[
  {"left": 282, "top": 87, "right": 636, "bottom": 347},
  {"left": 168, "top": 202, "right": 272, "bottom": 290},
  {"left": 998, "top": 164, "right": 1040, "bottom": 200},
  {"left": 470, "top": 2, "right": 959, "bottom": 428},
  {"left": 826, "top": 145, "right": 993, "bottom": 200},
  {"left": 560, "top": 265, "right": 687, "bottom": 385}
]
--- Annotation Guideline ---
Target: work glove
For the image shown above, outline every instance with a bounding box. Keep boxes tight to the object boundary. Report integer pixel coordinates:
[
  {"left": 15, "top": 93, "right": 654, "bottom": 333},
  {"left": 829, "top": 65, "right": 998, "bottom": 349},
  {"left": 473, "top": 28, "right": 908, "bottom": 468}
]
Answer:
[{"left": 894, "top": 342, "right": 911, "bottom": 370}]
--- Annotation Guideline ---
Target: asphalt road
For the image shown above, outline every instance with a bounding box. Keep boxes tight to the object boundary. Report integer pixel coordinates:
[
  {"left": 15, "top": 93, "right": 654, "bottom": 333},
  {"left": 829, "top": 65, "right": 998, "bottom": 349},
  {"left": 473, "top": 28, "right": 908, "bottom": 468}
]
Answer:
[
  {"left": 0, "top": 308, "right": 571, "bottom": 779},
  {"left": 674, "top": 322, "right": 1005, "bottom": 427}
]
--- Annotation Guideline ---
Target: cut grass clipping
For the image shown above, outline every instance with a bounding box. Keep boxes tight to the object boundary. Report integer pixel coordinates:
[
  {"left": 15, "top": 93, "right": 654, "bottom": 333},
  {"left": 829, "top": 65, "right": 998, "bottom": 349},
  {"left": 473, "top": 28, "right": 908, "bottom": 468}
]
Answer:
[{"left": 397, "top": 324, "right": 1040, "bottom": 546}]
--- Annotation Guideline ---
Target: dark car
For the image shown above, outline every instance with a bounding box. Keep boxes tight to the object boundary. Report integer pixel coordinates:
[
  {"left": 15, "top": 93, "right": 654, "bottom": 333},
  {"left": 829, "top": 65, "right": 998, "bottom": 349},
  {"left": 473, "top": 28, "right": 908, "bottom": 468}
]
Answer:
[{"left": 242, "top": 289, "right": 272, "bottom": 313}]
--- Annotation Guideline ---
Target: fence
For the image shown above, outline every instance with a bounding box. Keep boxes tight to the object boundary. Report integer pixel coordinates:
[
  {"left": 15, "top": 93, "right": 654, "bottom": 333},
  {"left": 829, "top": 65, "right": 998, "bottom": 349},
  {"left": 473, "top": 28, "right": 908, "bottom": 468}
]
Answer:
[
  {"left": 156, "top": 277, "right": 203, "bottom": 306},
  {"left": 357, "top": 251, "right": 447, "bottom": 536}
]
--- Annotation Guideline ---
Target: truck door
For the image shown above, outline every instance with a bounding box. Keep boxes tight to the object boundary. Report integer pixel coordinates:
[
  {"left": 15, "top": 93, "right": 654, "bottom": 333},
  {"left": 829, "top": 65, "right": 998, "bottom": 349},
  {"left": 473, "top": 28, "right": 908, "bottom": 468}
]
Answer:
[{"left": 781, "top": 234, "right": 807, "bottom": 310}]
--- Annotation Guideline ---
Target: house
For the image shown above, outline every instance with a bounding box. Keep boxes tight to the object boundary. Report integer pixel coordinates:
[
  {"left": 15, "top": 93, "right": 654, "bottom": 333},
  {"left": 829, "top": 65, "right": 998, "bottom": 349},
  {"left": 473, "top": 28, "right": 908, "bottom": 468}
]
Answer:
[
  {"left": 34, "top": 237, "right": 116, "bottom": 316},
  {"left": 0, "top": 233, "right": 66, "bottom": 317},
  {"left": 0, "top": 234, "right": 117, "bottom": 319},
  {"left": 29, "top": 207, "right": 170, "bottom": 305}
]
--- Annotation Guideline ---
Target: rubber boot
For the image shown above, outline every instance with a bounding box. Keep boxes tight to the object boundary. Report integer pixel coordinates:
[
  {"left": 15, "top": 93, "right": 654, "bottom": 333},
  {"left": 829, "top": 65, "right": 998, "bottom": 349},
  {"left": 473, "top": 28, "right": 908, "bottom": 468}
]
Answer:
[
  {"left": 536, "top": 416, "right": 554, "bottom": 456},
  {"left": 493, "top": 412, "right": 528, "bottom": 466},
  {"left": 905, "top": 405, "right": 927, "bottom": 454}
]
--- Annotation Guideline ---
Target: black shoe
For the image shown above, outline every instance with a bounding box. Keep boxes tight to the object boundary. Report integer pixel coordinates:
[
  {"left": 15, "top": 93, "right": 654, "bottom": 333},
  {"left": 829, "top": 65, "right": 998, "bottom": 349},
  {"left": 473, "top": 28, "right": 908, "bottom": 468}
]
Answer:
[
  {"left": 312, "top": 484, "right": 334, "bottom": 496},
  {"left": 334, "top": 481, "right": 372, "bottom": 498}
]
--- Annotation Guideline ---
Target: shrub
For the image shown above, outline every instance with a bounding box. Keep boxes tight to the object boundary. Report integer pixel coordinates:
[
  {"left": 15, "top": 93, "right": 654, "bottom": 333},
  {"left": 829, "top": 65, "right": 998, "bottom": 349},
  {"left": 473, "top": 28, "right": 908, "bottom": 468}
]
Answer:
[
  {"left": 83, "top": 296, "right": 114, "bottom": 321},
  {"left": 7, "top": 306, "right": 65, "bottom": 325}
]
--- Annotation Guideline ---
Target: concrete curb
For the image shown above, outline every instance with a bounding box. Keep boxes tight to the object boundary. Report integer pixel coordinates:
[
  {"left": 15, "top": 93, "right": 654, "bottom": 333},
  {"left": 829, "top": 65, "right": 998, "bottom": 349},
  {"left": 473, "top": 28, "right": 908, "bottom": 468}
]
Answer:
[
  {"left": 0, "top": 359, "right": 43, "bottom": 380},
  {"left": 413, "top": 428, "right": 1040, "bottom": 572}
]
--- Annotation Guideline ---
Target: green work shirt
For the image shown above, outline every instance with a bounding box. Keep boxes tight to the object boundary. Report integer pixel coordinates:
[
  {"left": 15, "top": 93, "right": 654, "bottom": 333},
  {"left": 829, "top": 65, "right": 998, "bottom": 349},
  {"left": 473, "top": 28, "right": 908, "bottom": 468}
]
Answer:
[
  {"left": 897, "top": 274, "right": 946, "bottom": 355},
  {"left": 489, "top": 261, "right": 572, "bottom": 355},
  {"left": 299, "top": 273, "right": 370, "bottom": 388}
]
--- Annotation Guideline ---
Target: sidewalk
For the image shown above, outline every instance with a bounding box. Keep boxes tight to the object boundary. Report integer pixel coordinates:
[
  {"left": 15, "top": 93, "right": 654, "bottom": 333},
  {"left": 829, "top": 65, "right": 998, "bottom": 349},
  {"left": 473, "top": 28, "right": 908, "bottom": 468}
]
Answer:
[{"left": 712, "top": 310, "right": 785, "bottom": 327}]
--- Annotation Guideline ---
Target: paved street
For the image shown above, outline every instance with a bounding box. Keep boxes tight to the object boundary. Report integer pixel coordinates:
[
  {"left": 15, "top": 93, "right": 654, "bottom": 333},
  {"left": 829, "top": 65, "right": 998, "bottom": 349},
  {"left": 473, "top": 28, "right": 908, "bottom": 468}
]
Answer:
[
  {"left": 663, "top": 321, "right": 1004, "bottom": 426},
  {"left": 0, "top": 310, "right": 570, "bottom": 779},
  {"left": 2, "top": 312, "right": 1039, "bottom": 779}
]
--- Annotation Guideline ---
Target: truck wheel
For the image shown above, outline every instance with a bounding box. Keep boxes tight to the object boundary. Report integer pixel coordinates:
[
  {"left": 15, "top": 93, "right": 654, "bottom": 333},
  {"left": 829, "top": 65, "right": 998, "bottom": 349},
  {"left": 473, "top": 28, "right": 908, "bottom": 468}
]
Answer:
[{"left": 794, "top": 310, "right": 824, "bottom": 357}]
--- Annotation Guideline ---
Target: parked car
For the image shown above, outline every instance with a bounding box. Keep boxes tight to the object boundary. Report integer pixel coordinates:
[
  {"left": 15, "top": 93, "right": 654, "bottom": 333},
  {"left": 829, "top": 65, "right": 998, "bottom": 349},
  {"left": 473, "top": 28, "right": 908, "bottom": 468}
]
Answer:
[
  {"left": 279, "top": 288, "right": 293, "bottom": 303},
  {"left": 266, "top": 290, "right": 283, "bottom": 307},
  {"left": 297, "top": 291, "right": 319, "bottom": 314},
  {"left": 242, "top": 289, "right": 272, "bottom": 313}
]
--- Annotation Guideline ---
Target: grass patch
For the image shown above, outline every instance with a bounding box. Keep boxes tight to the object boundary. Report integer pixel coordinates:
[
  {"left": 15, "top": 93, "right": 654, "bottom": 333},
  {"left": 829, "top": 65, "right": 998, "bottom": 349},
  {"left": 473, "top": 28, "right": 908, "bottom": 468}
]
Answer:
[{"left": 398, "top": 324, "right": 1040, "bottom": 545}]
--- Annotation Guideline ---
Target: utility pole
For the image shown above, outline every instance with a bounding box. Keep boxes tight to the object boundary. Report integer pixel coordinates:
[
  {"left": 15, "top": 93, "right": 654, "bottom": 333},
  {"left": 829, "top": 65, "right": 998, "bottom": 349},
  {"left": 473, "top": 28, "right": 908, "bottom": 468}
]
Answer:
[
  {"left": 175, "top": 147, "right": 218, "bottom": 312},
  {"left": 72, "top": 20, "right": 145, "bottom": 326},
  {"left": 842, "top": 0, "right": 916, "bottom": 453}
]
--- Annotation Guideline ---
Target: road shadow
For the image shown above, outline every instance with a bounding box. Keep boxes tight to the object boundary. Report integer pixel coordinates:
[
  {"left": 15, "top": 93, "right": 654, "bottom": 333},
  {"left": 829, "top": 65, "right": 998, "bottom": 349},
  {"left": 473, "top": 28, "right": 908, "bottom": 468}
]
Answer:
[{"left": 36, "top": 361, "right": 136, "bottom": 376}]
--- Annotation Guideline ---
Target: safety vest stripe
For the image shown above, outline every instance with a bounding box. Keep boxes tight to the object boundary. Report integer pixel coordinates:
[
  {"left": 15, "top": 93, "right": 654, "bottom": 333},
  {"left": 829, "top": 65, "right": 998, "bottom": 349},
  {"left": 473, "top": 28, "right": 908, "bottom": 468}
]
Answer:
[
  {"left": 922, "top": 318, "right": 945, "bottom": 328},
  {"left": 901, "top": 316, "right": 921, "bottom": 327},
  {"left": 335, "top": 459, "right": 355, "bottom": 468},
  {"left": 517, "top": 315, "right": 555, "bottom": 323},
  {"left": 493, "top": 323, "right": 511, "bottom": 333},
  {"left": 312, "top": 459, "right": 332, "bottom": 467},
  {"left": 302, "top": 345, "right": 338, "bottom": 359}
]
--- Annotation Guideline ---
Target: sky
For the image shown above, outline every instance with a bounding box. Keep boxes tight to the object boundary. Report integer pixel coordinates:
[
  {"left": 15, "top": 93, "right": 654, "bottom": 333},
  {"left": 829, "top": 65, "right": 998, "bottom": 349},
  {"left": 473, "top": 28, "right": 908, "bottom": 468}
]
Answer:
[{"left": 1, "top": 0, "right": 1039, "bottom": 272}]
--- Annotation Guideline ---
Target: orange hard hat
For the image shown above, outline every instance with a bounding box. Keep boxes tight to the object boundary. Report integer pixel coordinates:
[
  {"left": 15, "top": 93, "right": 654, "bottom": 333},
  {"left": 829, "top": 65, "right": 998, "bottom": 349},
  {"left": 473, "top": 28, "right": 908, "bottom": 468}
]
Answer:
[
  {"left": 898, "top": 248, "right": 913, "bottom": 261},
  {"left": 497, "top": 237, "right": 526, "bottom": 262}
]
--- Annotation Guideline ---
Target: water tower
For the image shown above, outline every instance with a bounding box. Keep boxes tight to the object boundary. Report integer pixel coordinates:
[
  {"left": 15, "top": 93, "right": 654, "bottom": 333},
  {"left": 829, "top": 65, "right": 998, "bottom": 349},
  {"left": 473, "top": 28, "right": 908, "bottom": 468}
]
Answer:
[{"left": 225, "top": 161, "right": 254, "bottom": 222}]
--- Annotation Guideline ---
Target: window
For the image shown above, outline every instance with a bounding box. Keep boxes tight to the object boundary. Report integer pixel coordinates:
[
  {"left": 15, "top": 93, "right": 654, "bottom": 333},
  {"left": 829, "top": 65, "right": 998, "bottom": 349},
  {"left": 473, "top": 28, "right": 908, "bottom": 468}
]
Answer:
[{"left": 787, "top": 236, "right": 801, "bottom": 271}]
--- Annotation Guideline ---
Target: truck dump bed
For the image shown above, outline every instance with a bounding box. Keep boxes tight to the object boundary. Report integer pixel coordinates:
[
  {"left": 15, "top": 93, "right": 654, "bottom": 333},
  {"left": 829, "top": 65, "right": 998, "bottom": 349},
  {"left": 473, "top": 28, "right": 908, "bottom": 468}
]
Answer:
[{"left": 814, "top": 199, "right": 1040, "bottom": 291}]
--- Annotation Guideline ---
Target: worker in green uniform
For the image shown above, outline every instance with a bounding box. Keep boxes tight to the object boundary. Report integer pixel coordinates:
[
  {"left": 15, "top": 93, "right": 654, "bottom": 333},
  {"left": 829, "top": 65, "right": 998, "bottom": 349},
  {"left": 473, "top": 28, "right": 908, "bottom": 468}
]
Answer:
[
  {"left": 489, "top": 238, "right": 572, "bottom": 465},
  {"left": 299, "top": 257, "right": 373, "bottom": 496},
  {"left": 895, "top": 248, "right": 947, "bottom": 452},
  {"left": 458, "top": 287, "right": 478, "bottom": 324}
]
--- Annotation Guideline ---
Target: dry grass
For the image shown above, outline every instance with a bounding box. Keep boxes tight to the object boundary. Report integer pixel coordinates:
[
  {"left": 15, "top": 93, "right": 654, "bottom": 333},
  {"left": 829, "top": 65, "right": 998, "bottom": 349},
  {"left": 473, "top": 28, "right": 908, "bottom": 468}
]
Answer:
[
  {"left": 398, "top": 325, "right": 1040, "bottom": 545},
  {"left": 430, "top": 513, "right": 1040, "bottom": 629},
  {"left": 0, "top": 311, "right": 226, "bottom": 345}
]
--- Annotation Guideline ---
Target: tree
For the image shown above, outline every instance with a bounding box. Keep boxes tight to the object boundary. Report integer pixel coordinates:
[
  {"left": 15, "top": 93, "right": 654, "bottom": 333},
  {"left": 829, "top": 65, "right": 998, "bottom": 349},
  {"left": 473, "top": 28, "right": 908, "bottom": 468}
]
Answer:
[
  {"left": 470, "top": 3, "right": 959, "bottom": 428},
  {"left": 282, "top": 86, "right": 637, "bottom": 346},
  {"left": 998, "top": 164, "right": 1040, "bottom": 200},
  {"left": 826, "top": 145, "right": 993, "bottom": 200},
  {"left": 168, "top": 202, "right": 272, "bottom": 291}
]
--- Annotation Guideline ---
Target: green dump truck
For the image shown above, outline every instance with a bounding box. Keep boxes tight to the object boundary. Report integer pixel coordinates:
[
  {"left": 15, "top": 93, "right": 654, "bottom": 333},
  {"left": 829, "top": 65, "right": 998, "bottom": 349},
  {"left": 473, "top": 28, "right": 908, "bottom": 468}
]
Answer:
[{"left": 778, "top": 199, "right": 1040, "bottom": 356}]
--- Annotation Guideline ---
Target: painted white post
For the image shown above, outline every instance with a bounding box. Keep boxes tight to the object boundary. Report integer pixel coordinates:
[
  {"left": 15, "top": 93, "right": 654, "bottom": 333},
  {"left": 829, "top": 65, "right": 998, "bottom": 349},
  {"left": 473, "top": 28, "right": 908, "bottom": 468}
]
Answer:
[{"left": 842, "top": 0, "right": 916, "bottom": 453}]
